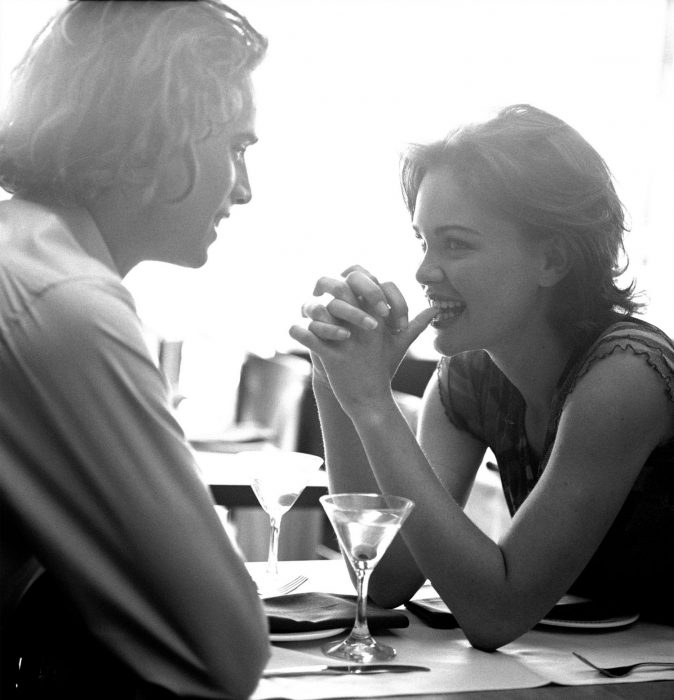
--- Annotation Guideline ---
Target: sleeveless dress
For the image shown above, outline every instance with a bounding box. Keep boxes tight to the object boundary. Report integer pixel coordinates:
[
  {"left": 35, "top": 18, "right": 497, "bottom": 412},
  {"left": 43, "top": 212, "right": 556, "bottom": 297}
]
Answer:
[{"left": 437, "top": 317, "right": 674, "bottom": 623}]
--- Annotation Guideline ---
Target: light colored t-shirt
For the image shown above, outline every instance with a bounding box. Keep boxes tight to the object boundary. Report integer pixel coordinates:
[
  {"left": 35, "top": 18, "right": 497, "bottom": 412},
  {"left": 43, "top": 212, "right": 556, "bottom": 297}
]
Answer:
[{"left": 0, "top": 197, "right": 264, "bottom": 697}]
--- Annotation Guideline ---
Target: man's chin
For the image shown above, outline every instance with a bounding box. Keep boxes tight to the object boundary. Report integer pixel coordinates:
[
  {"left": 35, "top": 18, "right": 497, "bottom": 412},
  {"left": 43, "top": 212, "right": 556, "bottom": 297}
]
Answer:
[
  {"left": 172, "top": 247, "right": 209, "bottom": 269},
  {"left": 187, "top": 252, "right": 209, "bottom": 268}
]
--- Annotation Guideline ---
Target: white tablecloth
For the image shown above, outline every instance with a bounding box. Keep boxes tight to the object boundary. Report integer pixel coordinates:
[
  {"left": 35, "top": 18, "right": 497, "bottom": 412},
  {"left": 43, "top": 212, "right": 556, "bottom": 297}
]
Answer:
[{"left": 249, "top": 560, "right": 674, "bottom": 699}]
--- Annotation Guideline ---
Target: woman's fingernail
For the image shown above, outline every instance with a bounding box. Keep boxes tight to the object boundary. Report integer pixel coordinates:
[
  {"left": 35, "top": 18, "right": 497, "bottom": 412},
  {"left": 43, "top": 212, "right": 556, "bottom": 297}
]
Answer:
[
  {"left": 363, "top": 317, "right": 378, "bottom": 330},
  {"left": 376, "top": 302, "right": 390, "bottom": 317},
  {"left": 336, "top": 328, "right": 351, "bottom": 339}
]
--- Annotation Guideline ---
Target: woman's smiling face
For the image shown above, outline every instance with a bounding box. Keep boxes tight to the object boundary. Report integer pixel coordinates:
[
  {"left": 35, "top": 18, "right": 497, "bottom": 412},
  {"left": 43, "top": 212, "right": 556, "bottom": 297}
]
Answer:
[{"left": 413, "top": 166, "right": 552, "bottom": 358}]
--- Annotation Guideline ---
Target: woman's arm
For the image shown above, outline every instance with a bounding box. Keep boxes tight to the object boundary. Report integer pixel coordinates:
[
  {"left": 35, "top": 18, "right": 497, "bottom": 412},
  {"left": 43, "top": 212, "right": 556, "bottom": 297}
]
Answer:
[
  {"left": 312, "top": 363, "right": 488, "bottom": 607},
  {"left": 370, "top": 377, "right": 487, "bottom": 605},
  {"left": 294, "top": 268, "right": 438, "bottom": 600},
  {"left": 341, "top": 351, "right": 673, "bottom": 649},
  {"left": 312, "top": 375, "right": 427, "bottom": 602}
]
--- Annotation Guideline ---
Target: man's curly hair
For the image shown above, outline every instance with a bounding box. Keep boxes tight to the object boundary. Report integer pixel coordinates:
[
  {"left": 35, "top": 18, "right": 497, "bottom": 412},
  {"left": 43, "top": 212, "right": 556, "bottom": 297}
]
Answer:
[{"left": 0, "top": 0, "right": 267, "bottom": 204}]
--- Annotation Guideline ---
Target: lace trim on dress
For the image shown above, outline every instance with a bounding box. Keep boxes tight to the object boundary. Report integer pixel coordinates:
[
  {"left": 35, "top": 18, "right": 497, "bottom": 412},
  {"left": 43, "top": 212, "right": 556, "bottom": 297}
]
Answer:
[{"left": 566, "top": 335, "right": 674, "bottom": 405}]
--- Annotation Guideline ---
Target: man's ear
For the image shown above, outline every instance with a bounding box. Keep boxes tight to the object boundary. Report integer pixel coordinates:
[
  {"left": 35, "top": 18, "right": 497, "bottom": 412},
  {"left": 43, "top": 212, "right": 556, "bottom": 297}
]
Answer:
[
  {"left": 538, "top": 235, "right": 572, "bottom": 287},
  {"left": 151, "top": 142, "right": 199, "bottom": 206}
]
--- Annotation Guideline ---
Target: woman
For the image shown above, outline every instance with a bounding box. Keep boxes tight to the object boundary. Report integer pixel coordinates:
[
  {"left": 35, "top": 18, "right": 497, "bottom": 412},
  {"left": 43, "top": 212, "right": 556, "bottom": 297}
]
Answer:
[{"left": 290, "top": 104, "right": 674, "bottom": 650}]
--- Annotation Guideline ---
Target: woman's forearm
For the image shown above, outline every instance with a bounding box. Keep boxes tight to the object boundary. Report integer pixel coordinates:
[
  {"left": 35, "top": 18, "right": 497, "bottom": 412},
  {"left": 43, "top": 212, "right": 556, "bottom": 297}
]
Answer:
[
  {"left": 313, "top": 377, "right": 378, "bottom": 493},
  {"left": 346, "top": 397, "right": 539, "bottom": 648},
  {"left": 312, "top": 377, "right": 426, "bottom": 602}
]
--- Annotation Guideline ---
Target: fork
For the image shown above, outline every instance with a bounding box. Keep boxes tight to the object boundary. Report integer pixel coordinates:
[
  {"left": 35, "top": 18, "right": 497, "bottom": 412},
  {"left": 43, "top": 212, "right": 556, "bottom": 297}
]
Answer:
[
  {"left": 572, "top": 652, "right": 674, "bottom": 678},
  {"left": 258, "top": 575, "right": 308, "bottom": 599}
]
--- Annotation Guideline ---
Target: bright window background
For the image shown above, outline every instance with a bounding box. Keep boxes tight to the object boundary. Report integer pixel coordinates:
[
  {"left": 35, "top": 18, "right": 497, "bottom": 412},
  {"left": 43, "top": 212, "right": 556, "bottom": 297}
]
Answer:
[{"left": 2, "top": 0, "right": 673, "bottom": 432}]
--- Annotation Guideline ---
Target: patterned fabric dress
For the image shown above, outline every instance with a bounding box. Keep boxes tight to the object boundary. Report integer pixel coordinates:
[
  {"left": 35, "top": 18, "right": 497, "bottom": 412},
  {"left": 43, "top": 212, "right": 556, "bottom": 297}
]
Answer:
[{"left": 437, "top": 317, "right": 674, "bottom": 623}]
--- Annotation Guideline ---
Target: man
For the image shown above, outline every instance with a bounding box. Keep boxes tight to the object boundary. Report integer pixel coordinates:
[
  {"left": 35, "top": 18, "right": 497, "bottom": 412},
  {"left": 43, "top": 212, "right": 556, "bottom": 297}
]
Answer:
[{"left": 0, "top": 2, "right": 269, "bottom": 697}]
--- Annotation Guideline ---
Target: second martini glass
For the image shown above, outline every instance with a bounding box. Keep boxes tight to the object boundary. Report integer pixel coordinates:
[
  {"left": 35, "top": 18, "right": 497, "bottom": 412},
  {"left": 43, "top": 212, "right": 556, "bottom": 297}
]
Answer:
[
  {"left": 320, "top": 492, "right": 414, "bottom": 662},
  {"left": 246, "top": 450, "right": 323, "bottom": 576}
]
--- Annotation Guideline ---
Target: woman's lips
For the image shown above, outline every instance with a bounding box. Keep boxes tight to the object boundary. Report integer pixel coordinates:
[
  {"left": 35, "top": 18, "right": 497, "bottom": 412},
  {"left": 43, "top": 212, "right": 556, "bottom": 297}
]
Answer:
[{"left": 428, "top": 297, "right": 466, "bottom": 326}]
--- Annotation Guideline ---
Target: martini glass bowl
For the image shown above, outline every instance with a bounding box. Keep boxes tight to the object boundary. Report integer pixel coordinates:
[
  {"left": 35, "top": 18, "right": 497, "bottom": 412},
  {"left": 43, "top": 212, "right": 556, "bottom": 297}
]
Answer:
[
  {"left": 320, "top": 493, "right": 414, "bottom": 663},
  {"left": 245, "top": 450, "right": 323, "bottom": 577}
]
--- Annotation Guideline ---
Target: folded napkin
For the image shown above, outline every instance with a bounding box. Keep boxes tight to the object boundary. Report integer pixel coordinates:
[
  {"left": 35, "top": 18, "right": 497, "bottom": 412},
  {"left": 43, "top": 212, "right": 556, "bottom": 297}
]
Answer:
[
  {"left": 405, "top": 595, "right": 640, "bottom": 632},
  {"left": 405, "top": 598, "right": 459, "bottom": 629},
  {"left": 263, "top": 592, "right": 409, "bottom": 633}
]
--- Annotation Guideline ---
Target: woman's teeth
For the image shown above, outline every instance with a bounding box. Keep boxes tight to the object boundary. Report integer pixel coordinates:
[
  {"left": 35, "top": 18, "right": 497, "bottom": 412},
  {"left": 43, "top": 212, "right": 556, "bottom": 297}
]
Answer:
[{"left": 431, "top": 299, "right": 465, "bottom": 322}]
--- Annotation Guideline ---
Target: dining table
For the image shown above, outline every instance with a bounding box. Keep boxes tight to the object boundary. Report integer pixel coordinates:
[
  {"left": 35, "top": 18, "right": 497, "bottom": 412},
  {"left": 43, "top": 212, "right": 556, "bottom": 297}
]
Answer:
[{"left": 248, "top": 559, "right": 674, "bottom": 700}]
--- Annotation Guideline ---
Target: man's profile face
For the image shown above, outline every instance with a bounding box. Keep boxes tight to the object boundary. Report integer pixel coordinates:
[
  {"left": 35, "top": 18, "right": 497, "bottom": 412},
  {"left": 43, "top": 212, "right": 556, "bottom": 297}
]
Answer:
[{"left": 141, "top": 77, "right": 258, "bottom": 268}]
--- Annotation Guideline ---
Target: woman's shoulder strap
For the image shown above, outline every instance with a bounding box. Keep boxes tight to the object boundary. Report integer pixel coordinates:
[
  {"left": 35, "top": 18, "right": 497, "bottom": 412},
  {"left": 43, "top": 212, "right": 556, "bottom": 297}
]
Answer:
[{"left": 571, "top": 317, "right": 674, "bottom": 403}]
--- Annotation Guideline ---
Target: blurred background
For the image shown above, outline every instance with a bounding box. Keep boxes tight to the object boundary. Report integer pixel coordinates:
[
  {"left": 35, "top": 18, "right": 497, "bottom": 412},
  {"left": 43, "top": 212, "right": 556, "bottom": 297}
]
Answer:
[{"left": 2, "top": 0, "right": 673, "bottom": 436}]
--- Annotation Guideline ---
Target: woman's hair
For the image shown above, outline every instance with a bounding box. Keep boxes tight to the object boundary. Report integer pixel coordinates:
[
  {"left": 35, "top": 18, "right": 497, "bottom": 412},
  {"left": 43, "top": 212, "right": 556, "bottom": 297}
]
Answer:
[
  {"left": 0, "top": 0, "right": 267, "bottom": 203},
  {"left": 400, "top": 104, "right": 642, "bottom": 343}
]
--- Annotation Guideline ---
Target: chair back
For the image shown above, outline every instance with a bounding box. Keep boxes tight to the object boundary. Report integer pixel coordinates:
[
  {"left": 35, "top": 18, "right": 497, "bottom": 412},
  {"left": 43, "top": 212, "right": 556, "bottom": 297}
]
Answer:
[{"left": 235, "top": 353, "right": 312, "bottom": 452}]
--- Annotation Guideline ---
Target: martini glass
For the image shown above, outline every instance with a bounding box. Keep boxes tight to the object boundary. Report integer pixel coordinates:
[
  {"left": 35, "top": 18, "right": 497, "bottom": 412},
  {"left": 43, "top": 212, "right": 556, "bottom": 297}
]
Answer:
[
  {"left": 320, "top": 493, "right": 414, "bottom": 662},
  {"left": 244, "top": 450, "right": 323, "bottom": 576}
]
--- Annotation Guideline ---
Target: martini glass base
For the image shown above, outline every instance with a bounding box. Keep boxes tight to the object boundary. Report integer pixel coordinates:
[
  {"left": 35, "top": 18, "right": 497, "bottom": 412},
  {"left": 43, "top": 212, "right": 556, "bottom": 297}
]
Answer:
[{"left": 321, "top": 633, "right": 396, "bottom": 663}]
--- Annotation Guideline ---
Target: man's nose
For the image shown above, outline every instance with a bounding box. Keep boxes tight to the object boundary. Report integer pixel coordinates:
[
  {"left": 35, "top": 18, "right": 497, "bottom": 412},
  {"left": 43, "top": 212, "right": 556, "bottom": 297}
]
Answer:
[{"left": 232, "top": 166, "right": 252, "bottom": 205}]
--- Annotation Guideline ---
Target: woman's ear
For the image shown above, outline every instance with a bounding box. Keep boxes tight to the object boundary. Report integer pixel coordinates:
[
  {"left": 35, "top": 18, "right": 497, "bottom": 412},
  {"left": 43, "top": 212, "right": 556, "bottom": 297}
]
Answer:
[{"left": 538, "top": 235, "right": 572, "bottom": 287}]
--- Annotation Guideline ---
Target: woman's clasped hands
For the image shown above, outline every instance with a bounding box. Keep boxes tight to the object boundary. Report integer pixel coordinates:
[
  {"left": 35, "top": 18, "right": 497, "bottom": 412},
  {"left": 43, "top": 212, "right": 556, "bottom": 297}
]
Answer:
[{"left": 289, "top": 265, "right": 437, "bottom": 415}]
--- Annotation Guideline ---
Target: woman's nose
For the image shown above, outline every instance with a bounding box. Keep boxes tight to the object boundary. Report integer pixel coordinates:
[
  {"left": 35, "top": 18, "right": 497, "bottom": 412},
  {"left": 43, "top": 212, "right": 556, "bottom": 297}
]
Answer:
[{"left": 415, "top": 253, "right": 444, "bottom": 285}]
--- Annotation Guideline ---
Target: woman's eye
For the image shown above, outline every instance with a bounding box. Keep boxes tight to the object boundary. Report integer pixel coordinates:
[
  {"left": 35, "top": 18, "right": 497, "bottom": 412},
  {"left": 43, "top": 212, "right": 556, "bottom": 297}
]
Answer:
[
  {"left": 233, "top": 146, "right": 247, "bottom": 160},
  {"left": 414, "top": 232, "right": 427, "bottom": 252},
  {"left": 446, "top": 238, "right": 468, "bottom": 251}
]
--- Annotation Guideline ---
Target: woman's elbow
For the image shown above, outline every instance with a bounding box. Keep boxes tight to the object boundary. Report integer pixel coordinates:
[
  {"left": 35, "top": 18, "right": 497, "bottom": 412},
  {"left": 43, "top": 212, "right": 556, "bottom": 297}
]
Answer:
[
  {"left": 368, "top": 570, "right": 425, "bottom": 609},
  {"left": 460, "top": 616, "right": 534, "bottom": 653},
  {"left": 464, "top": 632, "right": 506, "bottom": 653}
]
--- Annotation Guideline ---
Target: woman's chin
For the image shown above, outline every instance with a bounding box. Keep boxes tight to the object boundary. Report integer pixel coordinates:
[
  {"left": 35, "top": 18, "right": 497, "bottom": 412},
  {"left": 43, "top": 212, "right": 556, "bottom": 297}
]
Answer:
[{"left": 432, "top": 328, "right": 475, "bottom": 358}]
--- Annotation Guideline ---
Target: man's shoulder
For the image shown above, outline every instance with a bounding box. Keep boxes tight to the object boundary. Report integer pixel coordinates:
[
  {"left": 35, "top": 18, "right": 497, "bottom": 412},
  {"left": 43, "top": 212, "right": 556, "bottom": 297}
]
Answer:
[
  {"left": 1, "top": 197, "right": 118, "bottom": 284},
  {"left": 0, "top": 198, "right": 130, "bottom": 321}
]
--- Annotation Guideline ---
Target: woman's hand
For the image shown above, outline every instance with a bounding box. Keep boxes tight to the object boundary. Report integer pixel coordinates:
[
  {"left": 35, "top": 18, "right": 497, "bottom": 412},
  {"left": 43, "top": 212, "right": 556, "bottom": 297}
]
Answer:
[
  {"left": 290, "top": 266, "right": 437, "bottom": 415},
  {"left": 304, "top": 265, "right": 410, "bottom": 337}
]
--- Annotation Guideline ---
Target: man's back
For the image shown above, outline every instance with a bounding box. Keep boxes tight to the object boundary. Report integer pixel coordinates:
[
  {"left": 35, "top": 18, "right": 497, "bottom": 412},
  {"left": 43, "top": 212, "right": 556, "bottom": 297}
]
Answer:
[{"left": 0, "top": 196, "right": 269, "bottom": 697}]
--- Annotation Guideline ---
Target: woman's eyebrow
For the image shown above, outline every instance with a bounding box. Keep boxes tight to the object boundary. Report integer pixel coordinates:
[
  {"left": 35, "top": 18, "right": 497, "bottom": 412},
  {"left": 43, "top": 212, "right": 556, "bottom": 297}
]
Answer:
[{"left": 412, "top": 223, "right": 481, "bottom": 237}]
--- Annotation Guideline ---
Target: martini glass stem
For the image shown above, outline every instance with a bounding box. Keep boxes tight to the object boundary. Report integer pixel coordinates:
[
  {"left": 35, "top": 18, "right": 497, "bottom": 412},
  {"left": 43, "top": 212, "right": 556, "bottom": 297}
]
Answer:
[
  {"left": 351, "top": 564, "right": 372, "bottom": 639},
  {"left": 267, "top": 515, "right": 282, "bottom": 575}
]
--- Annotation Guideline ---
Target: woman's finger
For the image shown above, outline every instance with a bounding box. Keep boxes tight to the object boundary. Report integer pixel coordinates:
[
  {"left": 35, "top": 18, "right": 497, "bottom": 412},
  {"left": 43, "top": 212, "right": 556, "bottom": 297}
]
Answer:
[
  {"left": 289, "top": 323, "right": 350, "bottom": 353},
  {"left": 289, "top": 324, "right": 324, "bottom": 353},
  {"left": 341, "top": 264, "right": 379, "bottom": 285},
  {"left": 402, "top": 306, "right": 438, "bottom": 342},
  {"left": 303, "top": 294, "right": 378, "bottom": 331},
  {"left": 313, "top": 276, "right": 359, "bottom": 306},
  {"left": 324, "top": 298, "right": 379, "bottom": 330},
  {"left": 307, "top": 319, "right": 351, "bottom": 341},
  {"left": 380, "top": 281, "right": 409, "bottom": 331},
  {"left": 301, "top": 295, "right": 335, "bottom": 322},
  {"left": 343, "top": 270, "right": 391, "bottom": 318}
]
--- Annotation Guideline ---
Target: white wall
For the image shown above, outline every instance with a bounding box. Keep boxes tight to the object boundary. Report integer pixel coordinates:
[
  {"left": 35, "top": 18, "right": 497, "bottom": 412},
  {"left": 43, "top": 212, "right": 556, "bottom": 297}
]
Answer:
[{"left": 2, "top": 0, "right": 672, "bottom": 430}]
